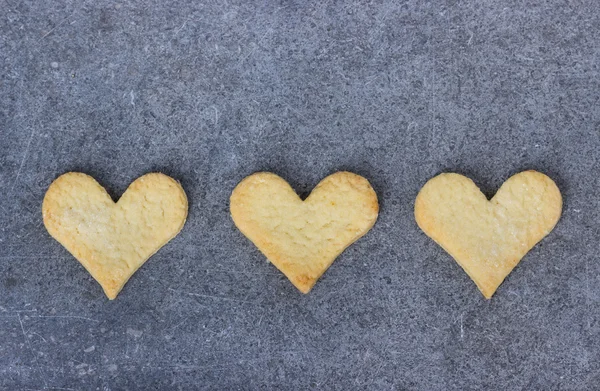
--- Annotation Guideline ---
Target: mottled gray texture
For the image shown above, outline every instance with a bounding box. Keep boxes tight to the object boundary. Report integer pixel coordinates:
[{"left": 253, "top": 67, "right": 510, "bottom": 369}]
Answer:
[{"left": 1, "top": 0, "right": 599, "bottom": 390}]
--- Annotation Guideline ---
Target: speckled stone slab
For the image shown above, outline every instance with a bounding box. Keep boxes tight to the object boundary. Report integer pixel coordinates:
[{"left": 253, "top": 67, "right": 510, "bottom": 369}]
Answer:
[{"left": 1, "top": 1, "right": 599, "bottom": 389}]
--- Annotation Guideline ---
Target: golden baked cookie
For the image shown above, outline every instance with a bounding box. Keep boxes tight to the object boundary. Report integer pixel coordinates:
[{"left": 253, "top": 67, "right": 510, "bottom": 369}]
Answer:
[
  {"left": 230, "top": 172, "right": 379, "bottom": 293},
  {"left": 415, "top": 170, "right": 562, "bottom": 299},
  {"left": 42, "top": 172, "right": 188, "bottom": 299}
]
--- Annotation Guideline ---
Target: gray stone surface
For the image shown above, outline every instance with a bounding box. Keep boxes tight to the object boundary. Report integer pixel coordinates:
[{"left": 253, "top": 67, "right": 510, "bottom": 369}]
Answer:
[{"left": 1, "top": 0, "right": 599, "bottom": 389}]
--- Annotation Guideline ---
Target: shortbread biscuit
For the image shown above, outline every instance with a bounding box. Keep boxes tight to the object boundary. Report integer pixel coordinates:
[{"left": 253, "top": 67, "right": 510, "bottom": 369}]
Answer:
[
  {"left": 415, "top": 170, "right": 562, "bottom": 299},
  {"left": 43, "top": 172, "right": 188, "bottom": 299},
  {"left": 230, "top": 172, "right": 379, "bottom": 293}
]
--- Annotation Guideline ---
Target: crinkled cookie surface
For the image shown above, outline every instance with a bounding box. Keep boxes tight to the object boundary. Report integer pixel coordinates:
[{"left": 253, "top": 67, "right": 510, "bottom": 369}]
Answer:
[
  {"left": 415, "top": 170, "right": 562, "bottom": 299},
  {"left": 230, "top": 171, "right": 379, "bottom": 293},
  {"left": 43, "top": 172, "right": 188, "bottom": 299}
]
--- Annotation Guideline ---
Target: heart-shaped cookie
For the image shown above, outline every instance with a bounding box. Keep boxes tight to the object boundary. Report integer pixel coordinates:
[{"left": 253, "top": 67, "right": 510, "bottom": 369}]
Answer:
[
  {"left": 230, "top": 172, "right": 379, "bottom": 293},
  {"left": 415, "top": 170, "right": 562, "bottom": 299},
  {"left": 42, "top": 172, "right": 188, "bottom": 299}
]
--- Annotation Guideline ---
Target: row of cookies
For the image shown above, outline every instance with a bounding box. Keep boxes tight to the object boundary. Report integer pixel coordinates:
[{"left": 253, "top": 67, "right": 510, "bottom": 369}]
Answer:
[{"left": 42, "top": 170, "right": 561, "bottom": 300}]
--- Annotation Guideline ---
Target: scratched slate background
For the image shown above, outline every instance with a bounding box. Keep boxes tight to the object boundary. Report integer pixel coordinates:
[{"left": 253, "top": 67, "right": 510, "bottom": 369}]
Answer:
[{"left": 1, "top": 0, "right": 599, "bottom": 390}]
